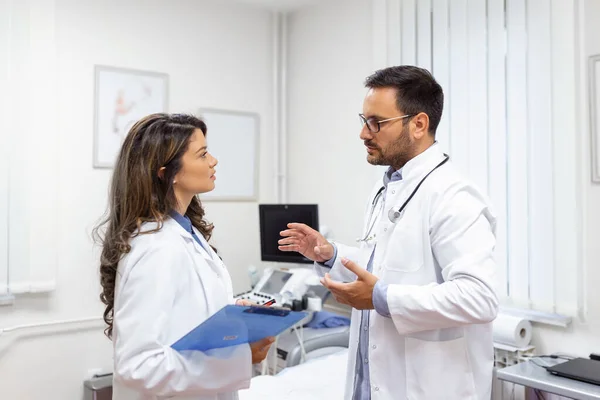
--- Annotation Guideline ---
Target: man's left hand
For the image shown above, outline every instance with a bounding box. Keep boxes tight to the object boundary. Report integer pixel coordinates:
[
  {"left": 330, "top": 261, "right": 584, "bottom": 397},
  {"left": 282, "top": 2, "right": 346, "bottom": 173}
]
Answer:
[{"left": 321, "top": 257, "right": 379, "bottom": 310}]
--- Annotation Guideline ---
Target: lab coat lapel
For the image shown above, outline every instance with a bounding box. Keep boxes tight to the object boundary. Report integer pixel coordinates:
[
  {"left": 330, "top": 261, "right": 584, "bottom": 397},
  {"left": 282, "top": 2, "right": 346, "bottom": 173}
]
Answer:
[
  {"left": 193, "top": 230, "right": 224, "bottom": 275},
  {"left": 168, "top": 217, "right": 220, "bottom": 272},
  {"left": 400, "top": 142, "right": 447, "bottom": 185},
  {"left": 188, "top": 227, "right": 232, "bottom": 308},
  {"left": 163, "top": 219, "right": 227, "bottom": 313},
  {"left": 195, "top": 233, "right": 235, "bottom": 303}
]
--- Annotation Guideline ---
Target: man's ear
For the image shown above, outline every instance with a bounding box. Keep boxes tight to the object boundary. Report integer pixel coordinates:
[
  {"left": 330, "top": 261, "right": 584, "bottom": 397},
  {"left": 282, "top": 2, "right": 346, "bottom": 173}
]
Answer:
[{"left": 412, "top": 112, "right": 430, "bottom": 140}]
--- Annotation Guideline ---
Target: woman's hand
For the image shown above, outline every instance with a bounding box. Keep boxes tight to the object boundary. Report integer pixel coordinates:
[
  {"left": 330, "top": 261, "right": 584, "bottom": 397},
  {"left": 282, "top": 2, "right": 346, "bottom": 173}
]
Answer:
[
  {"left": 250, "top": 337, "right": 275, "bottom": 364},
  {"left": 235, "top": 299, "right": 255, "bottom": 306}
]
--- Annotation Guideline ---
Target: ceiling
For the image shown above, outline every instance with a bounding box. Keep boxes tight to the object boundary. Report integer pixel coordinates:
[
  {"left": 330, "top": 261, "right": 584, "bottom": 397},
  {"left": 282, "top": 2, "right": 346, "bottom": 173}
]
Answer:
[{"left": 220, "top": 0, "right": 324, "bottom": 11}]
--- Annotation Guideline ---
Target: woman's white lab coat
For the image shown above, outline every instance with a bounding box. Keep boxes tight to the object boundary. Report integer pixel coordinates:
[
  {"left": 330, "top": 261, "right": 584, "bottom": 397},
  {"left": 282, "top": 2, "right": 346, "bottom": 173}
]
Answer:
[
  {"left": 316, "top": 144, "right": 499, "bottom": 400},
  {"left": 112, "top": 217, "right": 252, "bottom": 400}
]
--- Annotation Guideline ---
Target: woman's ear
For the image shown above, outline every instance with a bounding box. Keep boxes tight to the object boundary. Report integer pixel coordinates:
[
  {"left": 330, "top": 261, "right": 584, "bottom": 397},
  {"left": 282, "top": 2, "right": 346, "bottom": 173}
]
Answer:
[{"left": 158, "top": 166, "right": 166, "bottom": 180}]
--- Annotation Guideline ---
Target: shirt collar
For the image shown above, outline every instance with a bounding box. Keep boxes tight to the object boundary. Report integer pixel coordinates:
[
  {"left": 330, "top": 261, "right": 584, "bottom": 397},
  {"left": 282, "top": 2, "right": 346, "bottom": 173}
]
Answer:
[
  {"left": 169, "top": 210, "right": 193, "bottom": 234},
  {"left": 382, "top": 141, "right": 441, "bottom": 184},
  {"left": 383, "top": 166, "right": 402, "bottom": 189}
]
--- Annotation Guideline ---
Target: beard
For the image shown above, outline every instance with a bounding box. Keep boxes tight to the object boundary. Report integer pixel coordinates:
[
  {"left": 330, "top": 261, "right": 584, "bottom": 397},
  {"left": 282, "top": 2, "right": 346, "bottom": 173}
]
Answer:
[{"left": 365, "top": 124, "right": 415, "bottom": 170}]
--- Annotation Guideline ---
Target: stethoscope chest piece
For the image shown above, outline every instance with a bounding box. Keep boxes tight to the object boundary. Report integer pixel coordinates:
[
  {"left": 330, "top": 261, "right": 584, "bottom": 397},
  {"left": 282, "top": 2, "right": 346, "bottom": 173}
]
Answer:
[
  {"left": 388, "top": 207, "right": 403, "bottom": 223},
  {"left": 357, "top": 154, "right": 449, "bottom": 243}
]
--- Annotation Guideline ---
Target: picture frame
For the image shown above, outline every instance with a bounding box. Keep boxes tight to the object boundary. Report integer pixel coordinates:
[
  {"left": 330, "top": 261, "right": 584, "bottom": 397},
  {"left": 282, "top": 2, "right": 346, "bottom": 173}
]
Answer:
[
  {"left": 590, "top": 54, "right": 600, "bottom": 183},
  {"left": 197, "top": 108, "right": 260, "bottom": 201},
  {"left": 93, "top": 65, "right": 168, "bottom": 168}
]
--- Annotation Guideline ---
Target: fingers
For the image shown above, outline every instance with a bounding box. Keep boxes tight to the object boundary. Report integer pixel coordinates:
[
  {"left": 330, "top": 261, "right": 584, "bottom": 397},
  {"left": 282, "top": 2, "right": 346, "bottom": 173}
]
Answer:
[
  {"left": 250, "top": 337, "right": 275, "bottom": 364},
  {"left": 326, "top": 286, "right": 348, "bottom": 306},
  {"left": 323, "top": 279, "right": 347, "bottom": 292},
  {"left": 260, "top": 342, "right": 274, "bottom": 353},
  {"left": 277, "top": 237, "right": 299, "bottom": 246},
  {"left": 320, "top": 273, "right": 347, "bottom": 292},
  {"left": 319, "top": 274, "right": 349, "bottom": 305},
  {"left": 277, "top": 237, "right": 300, "bottom": 252},
  {"left": 257, "top": 337, "right": 275, "bottom": 353},
  {"left": 278, "top": 244, "right": 300, "bottom": 252},
  {"left": 279, "top": 228, "right": 306, "bottom": 238},
  {"left": 286, "top": 223, "right": 315, "bottom": 235},
  {"left": 330, "top": 291, "right": 349, "bottom": 306},
  {"left": 340, "top": 257, "right": 367, "bottom": 279},
  {"left": 257, "top": 336, "right": 275, "bottom": 347},
  {"left": 320, "top": 272, "right": 331, "bottom": 287},
  {"left": 250, "top": 336, "right": 274, "bottom": 350}
]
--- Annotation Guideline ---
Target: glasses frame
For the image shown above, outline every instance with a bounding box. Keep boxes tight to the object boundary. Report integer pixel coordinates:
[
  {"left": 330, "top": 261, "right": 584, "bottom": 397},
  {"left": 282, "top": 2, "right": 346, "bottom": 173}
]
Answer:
[{"left": 358, "top": 113, "right": 414, "bottom": 133}]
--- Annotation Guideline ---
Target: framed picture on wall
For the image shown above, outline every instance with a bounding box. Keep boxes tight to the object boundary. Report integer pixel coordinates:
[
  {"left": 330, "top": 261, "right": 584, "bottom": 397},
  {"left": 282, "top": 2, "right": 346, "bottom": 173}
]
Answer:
[
  {"left": 197, "top": 108, "right": 259, "bottom": 201},
  {"left": 93, "top": 65, "right": 168, "bottom": 168},
  {"left": 591, "top": 54, "right": 600, "bottom": 183}
]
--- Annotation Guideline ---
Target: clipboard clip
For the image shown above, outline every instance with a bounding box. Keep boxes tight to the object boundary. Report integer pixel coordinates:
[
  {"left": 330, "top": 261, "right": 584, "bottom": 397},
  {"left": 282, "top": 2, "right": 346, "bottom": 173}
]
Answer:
[{"left": 243, "top": 306, "right": 290, "bottom": 317}]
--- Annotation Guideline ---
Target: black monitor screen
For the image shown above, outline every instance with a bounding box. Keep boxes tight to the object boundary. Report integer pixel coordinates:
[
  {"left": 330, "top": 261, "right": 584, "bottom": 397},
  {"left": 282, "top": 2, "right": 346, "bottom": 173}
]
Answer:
[{"left": 259, "top": 204, "right": 319, "bottom": 264}]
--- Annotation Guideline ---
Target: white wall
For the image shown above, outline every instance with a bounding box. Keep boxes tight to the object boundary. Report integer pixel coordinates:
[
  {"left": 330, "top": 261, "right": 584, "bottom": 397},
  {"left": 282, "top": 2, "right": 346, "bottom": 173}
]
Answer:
[
  {"left": 531, "top": 0, "right": 600, "bottom": 357},
  {"left": 1, "top": 0, "right": 598, "bottom": 398},
  {"left": 0, "top": 0, "right": 275, "bottom": 398},
  {"left": 286, "top": 0, "right": 600, "bottom": 358},
  {"left": 287, "top": 0, "right": 376, "bottom": 245}
]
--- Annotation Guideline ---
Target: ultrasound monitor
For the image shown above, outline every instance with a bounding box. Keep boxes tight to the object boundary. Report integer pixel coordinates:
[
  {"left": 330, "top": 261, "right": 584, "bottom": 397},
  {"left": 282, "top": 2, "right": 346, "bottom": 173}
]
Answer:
[
  {"left": 259, "top": 204, "right": 319, "bottom": 264},
  {"left": 258, "top": 270, "right": 293, "bottom": 294}
]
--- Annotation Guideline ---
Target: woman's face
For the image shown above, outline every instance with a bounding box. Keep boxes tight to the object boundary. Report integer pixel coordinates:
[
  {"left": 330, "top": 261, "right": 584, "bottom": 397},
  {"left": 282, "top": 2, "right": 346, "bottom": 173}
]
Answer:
[{"left": 174, "top": 129, "right": 218, "bottom": 196}]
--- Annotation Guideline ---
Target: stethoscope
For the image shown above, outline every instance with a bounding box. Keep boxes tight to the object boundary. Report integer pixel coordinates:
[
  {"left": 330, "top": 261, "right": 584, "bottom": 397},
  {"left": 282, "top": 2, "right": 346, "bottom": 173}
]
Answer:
[{"left": 357, "top": 154, "right": 450, "bottom": 243}]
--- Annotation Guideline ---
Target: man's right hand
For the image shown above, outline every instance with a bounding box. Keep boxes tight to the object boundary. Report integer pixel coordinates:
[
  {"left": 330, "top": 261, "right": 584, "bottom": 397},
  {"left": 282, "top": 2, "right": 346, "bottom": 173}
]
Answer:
[
  {"left": 278, "top": 223, "right": 334, "bottom": 263},
  {"left": 250, "top": 336, "right": 275, "bottom": 364}
]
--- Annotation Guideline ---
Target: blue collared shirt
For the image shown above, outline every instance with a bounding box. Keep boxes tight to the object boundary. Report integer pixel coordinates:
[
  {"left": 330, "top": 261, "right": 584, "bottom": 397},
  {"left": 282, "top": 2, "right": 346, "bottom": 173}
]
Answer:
[
  {"left": 322, "top": 166, "right": 401, "bottom": 399},
  {"left": 169, "top": 210, "right": 207, "bottom": 251}
]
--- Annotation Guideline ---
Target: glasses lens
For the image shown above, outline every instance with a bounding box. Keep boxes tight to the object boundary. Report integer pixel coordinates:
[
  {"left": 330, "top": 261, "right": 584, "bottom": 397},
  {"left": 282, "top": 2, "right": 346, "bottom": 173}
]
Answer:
[{"left": 366, "top": 119, "right": 379, "bottom": 132}]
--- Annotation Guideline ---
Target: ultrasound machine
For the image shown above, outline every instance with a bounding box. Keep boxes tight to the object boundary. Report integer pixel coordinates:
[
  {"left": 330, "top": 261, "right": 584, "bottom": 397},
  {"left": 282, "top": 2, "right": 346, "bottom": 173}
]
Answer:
[
  {"left": 235, "top": 204, "right": 321, "bottom": 308},
  {"left": 234, "top": 204, "right": 350, "bottom": 374}
]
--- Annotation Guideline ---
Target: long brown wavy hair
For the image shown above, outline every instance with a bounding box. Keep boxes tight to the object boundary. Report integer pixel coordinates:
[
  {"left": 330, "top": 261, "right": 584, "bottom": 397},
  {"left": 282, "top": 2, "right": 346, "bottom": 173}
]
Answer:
[{"left": 93, "top": 113, "right": 214, "bottom": 339}]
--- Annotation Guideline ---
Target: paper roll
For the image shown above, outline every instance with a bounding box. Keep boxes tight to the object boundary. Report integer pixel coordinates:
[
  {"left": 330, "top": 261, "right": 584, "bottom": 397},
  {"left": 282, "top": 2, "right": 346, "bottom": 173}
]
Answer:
[{"left": 492, "top": 313, "right": 532, "bottom": 348}]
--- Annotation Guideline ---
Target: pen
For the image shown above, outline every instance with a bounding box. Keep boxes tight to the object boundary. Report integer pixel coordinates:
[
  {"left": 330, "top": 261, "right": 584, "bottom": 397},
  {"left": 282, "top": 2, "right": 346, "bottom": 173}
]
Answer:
[{"left": 263, "top": 298, "right": 276, "bottom": 307}]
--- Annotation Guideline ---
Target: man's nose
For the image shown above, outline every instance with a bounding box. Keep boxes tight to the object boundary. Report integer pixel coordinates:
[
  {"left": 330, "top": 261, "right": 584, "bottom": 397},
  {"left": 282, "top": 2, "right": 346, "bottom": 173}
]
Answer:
[{"left": 359, "top": 125, "right": 373, "bottom": 141}]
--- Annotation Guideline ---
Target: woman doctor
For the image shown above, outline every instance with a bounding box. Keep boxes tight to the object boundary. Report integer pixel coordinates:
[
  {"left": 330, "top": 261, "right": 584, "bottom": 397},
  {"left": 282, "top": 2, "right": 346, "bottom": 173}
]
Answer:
[{"left": 94, "top": 113, "right": 273, "bottom": 400}]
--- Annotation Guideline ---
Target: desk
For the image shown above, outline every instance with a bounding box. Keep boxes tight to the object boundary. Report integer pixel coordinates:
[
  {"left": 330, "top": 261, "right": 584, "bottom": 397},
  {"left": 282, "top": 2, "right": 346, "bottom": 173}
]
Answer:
[{"left": 497, "top": 360, "right": 600, "bottom": 400}]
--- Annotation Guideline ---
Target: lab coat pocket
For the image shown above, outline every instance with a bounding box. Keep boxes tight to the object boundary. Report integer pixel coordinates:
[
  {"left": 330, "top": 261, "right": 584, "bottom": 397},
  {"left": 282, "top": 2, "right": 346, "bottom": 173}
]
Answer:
[
  {"left": 405, "top": 335, "right": 477, "bottom": 400},
  {"left": 383, "top": 222, "right": 424, "bottom": 272}
]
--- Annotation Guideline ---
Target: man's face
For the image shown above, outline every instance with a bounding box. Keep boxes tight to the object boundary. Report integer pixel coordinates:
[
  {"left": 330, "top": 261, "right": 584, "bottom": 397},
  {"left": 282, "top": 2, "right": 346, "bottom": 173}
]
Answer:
[{"left": 360, "top": 87, "right": 416, "bottom": 169}]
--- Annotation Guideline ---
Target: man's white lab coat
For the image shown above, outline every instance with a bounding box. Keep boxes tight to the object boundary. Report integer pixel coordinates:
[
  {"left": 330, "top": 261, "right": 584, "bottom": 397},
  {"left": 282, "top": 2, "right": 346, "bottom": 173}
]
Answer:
[{"left": 317, "top": 144, "right": 499, "bottom": 400}]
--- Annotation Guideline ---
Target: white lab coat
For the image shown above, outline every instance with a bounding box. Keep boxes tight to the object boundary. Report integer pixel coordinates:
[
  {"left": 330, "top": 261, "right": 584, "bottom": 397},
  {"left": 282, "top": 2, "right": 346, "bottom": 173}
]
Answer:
[
  {"left": 316, "top": 144, "right": 499, "bottom": 400},
  {"left": 112, "top": 217, "right": 252, "bottom": 400}
]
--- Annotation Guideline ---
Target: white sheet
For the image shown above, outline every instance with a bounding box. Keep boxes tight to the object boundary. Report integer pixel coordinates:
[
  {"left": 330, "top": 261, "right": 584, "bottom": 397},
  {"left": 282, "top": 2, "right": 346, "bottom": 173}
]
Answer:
[{"left": 238, "top": 348, "right": 348, "bottom": 400}]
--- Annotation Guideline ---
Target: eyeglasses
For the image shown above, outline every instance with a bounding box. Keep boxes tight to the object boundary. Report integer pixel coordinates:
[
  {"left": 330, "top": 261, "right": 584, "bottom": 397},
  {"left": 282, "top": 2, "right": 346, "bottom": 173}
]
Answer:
[{"left": 358, "top": 113, "right": 414, "bottom": 133}]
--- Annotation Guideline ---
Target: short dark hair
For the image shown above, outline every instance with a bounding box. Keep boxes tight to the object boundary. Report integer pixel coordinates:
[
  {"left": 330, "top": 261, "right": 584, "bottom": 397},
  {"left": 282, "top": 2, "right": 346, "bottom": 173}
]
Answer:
[{"left": 364, "top": 65, "right": 444, "bottom": 135}]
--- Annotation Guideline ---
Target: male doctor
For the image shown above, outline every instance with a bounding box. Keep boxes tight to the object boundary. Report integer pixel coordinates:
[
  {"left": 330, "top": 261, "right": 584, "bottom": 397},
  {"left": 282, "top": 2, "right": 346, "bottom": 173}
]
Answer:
[{"left": 279, "top": 65, "right": 498, "bottom": 400}]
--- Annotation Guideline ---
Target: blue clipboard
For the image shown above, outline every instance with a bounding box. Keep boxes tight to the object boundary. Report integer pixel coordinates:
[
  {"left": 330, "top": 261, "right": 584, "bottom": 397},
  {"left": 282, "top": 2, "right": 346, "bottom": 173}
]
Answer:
[{"left": 171, "top": 305, "right": 308, "bottom": 352}]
